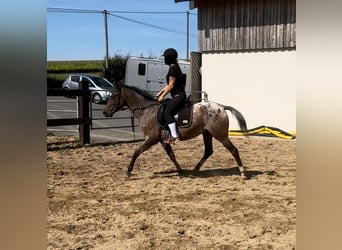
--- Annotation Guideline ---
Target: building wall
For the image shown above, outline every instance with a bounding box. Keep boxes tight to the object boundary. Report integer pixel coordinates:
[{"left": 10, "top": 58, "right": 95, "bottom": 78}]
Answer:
[
  {"left": 197, "top": 0, "right": 296, "bottom": 51},
  {"left": 201, "top": 50, "right": 296, "bottom": 132}
]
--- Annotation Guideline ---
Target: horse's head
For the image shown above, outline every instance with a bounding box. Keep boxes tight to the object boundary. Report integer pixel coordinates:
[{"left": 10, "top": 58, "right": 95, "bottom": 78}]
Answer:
[{"left": 103, "top": 86, "right": 126, "bottom": 117}]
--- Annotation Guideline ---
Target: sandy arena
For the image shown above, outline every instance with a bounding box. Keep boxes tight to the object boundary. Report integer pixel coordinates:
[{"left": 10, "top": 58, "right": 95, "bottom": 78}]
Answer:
[{"left": 47, "top": 135, "right": 296, "bottom": 249}]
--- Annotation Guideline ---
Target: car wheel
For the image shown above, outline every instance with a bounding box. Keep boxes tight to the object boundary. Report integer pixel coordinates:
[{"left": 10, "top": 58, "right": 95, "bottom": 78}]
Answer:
[
  {"left": 92, "top": 93, "right": 102, "bottom": 104},
  {"left": 62, "top": 87, "right": 72, "bottom": 98}
]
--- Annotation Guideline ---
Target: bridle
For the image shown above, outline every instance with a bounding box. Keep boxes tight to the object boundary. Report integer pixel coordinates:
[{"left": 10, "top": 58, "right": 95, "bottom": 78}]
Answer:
[
  {"left": 110, "top": 86, "right": 160, "bottom": 115},
  {"left": 110, "top": 87, "right": 124, "bottom": 114}
]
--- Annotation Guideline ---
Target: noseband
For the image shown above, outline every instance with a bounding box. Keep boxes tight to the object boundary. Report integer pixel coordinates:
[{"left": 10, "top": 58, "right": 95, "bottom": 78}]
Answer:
[{"left": 111, "top": 87, "right": 123, "bottom": 114}]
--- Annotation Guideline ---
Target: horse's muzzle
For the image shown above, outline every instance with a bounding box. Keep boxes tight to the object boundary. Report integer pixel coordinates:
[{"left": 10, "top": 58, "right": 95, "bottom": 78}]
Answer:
[{"left": 103, "top": 111, "right": 113, "bottom": 117}]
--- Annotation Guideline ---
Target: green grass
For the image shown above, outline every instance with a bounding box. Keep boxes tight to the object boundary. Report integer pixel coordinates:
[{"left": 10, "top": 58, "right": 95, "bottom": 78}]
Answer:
[
  {"left": 47, "top": 60, "right": 104, "bottom": 75},
  {"left": 47, "top": 60, "right": 104, "bottom": 72},
  {"left": 47, "top": 60, "right": 105, "bottom": 89}
]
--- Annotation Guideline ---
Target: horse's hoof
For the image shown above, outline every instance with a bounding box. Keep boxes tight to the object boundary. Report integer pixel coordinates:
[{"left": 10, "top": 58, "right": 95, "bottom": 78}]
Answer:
[
  {"left": 126, "top": 171, "right": 132, "bottom": 178},
  {"left": 240, "top": 174, "right": 247, "bottom": 180},
  {"left": 177, "top": 169, "right": 183, "bottom": 176},
  {"left": 192, "top": 169, "right": 200, "bottom": 176}
]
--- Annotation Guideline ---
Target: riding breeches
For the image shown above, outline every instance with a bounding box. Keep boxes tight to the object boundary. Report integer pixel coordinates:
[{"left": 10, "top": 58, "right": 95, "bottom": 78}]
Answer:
[{"left": 163, "top": 92, "right": 186, "bottom": 124}]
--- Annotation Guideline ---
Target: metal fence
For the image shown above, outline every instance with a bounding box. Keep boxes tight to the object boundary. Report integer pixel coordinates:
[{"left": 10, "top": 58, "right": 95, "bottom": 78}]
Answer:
[
  {"left": 47, "top": 82, "right": 91, "bottom": 144},
  {"left": 47, "top": 85, "right": 209, "bottom": 145},
  {"left": 47, "top": 97, "right": 79, "bottom": 133}
]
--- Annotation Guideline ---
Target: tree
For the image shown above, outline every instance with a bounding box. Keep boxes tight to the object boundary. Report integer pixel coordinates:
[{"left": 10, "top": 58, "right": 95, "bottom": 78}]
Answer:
[{"left": 104, "top": 53, "right": 129, "bottom": 85}]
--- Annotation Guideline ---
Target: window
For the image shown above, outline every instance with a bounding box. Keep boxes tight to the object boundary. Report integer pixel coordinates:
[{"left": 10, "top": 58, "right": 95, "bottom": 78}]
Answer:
[
  {"left": 71, "top": 75, "right": 80, "bottom": 82},
  {"left": 90, "top": 76, "right": 113, "bottom": 88},
  {"left": 138, "top": 63, "right": 146, "bottom": 75},
  {"left": 81, "top": 77, "right": 94, "bottom": 87}
]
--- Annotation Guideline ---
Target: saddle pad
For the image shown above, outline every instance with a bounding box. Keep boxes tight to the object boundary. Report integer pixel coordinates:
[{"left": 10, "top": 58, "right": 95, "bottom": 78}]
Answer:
[
  {"left": 157, "top": 102, "right": 193, "bottom": 129},
  {"left": 176, "top": 105, "right": 192, "bottom": 128}
]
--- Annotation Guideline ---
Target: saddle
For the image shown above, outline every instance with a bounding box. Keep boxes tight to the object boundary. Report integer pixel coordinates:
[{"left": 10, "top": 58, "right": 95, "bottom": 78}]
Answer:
[{"left": 157, "top": 97, "right": 193, "bottom": 129}]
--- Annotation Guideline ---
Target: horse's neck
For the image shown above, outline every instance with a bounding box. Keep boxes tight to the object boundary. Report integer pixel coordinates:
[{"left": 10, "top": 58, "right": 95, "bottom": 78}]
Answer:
[
  {"left": 123, "top": 89, "right": 157, "bottom": 117},
  {"left": 123, "top": 90, "right": 143, "bottom": 108}
]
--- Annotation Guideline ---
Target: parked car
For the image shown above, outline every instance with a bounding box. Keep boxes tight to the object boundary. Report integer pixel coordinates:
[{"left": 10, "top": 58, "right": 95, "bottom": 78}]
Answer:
[{"left": 61, "top": 74, "right": 115, "bottom": 104}]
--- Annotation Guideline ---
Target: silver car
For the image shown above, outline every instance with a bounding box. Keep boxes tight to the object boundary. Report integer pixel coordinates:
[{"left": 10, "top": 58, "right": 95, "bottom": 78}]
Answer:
[{"left": 62, "top": 74, "right": 115, "bottom": 104}]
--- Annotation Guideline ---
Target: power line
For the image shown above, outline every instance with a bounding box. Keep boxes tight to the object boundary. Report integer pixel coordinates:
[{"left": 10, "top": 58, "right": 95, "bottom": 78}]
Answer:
[
  {"left": 108, "top": 12, "right": 197, "bottom": 37},
  {"left": 47, "top": 7, "right": 197, "bottom": 15},
  {"left": 47, "top": 7, "right": 102, "bottom": 14},
  {"left": 48, "top": 7, "right": 197, "bottom": 60},
  {"left": 47, "top": 7, "right": 197, "bottom": 37},
  {"left": 105, "top": 10, "right": 191, "bottom": 14}
]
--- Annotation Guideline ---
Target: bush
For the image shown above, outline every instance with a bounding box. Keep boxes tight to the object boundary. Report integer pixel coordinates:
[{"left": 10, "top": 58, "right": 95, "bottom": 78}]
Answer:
[
  {"left": 47, "top": 54, "right": 130, "bottom": 89},
  {"left": 47, "top": 75, "right": 64, "bottom": 89},
  {"left": 104, "top": 54, "right": 129, "bottom": 85}
]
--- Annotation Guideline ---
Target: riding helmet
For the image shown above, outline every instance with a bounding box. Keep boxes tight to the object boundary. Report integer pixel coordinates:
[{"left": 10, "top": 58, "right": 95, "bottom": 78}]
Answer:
[
  {"left": 163, "top": 48, "right": 178, "bottom": 59},
  {"left": 163, "top": 48, "right": 178, "bottom": 65}
]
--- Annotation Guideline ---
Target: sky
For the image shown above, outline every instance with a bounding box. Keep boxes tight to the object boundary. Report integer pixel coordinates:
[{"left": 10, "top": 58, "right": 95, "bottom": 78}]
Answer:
[{"left": 47, "top": 0, "right": 198, "bottom": 61}]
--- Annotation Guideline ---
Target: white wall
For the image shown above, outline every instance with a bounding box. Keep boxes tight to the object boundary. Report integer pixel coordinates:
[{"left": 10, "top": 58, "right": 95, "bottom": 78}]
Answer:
[{"left": 202, "top": 50, "right": 296, "bottom": 132}]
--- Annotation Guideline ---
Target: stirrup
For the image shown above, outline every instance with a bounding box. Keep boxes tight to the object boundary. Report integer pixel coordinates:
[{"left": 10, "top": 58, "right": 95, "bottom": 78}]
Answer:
[
  {"left": 166, "top": 134, "right": 178, "bottom": 144},
  {"left": 162, "top": 130, "right": 177, "bottom": 144},
  {"left": 162, "top": 130, "right": 169, "bottom": 142}
]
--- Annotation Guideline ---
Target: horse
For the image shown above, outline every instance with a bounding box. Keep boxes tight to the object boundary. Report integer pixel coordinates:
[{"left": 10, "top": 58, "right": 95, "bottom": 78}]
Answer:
[{"left": 103, "top": 85, "right": 248, "bottom": 179}]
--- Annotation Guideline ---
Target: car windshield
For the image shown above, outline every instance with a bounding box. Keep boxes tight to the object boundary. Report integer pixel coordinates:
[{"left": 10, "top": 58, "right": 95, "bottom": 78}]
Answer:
[{"left": 90, "top": 76, "right": 113, "bottom": 88}]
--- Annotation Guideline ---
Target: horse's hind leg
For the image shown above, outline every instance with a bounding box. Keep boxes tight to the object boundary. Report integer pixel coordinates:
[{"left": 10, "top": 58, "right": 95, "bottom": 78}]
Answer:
[
  {"left": 193, "top": 130, "right": 213, "bottom": 173},
  {"left": 161, "top": 142, "right": 183, "bottom": 174},
  {"left": 219, "top": 136, "right": 246, "bottom": 179}
]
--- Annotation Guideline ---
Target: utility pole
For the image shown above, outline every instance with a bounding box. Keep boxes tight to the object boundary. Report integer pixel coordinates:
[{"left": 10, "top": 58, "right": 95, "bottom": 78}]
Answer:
[
  {"left": 186, "top": 11, "right": 189, "bottom": 61},
  {"left": 103, "top": 10, "right": 109, "bottom": 77}
]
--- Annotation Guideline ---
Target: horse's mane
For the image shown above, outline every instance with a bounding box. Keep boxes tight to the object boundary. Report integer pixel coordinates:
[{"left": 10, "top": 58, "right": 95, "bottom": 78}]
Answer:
[{"left": 123, "top": 85, "right": 157, "bottom": 101}]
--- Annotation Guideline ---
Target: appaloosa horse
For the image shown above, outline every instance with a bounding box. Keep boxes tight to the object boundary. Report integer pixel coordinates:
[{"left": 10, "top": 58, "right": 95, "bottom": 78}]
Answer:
[{"left": 103, "top": 85, "right": 248, "bottom": 179}]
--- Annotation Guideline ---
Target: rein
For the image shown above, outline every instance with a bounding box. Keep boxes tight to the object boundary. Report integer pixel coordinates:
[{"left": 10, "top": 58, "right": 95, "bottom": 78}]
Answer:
[
  {"left": 111, "top": 86, "right": 159, "bottom": 115},
  {"left": 130, "top": 103, "right": 159, "bottom": 111}
]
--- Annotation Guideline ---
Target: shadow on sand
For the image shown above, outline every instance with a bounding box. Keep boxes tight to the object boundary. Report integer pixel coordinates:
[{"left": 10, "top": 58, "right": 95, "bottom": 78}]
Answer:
[{"left": 152, "top": 166, "right": 276, "bottom": 179}]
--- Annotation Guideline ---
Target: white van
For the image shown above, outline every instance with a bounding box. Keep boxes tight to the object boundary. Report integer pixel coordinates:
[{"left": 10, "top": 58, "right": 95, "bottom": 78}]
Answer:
[{"left": 124, "top": 57, "right": 191, "bottom": 96}]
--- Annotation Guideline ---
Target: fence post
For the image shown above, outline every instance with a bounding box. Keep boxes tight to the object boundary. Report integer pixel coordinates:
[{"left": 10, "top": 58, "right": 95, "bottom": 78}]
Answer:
[
  {"left": 78, "top": 81, "right": 90, "bottom": 144},
  {"left": 190, "top": 51, "right": 202, "bottom": 103}
]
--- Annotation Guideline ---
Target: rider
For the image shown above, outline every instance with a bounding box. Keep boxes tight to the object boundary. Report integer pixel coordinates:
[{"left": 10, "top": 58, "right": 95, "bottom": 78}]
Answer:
[{"left": 156, "top": 48, "right": 186, "bottom": 143}]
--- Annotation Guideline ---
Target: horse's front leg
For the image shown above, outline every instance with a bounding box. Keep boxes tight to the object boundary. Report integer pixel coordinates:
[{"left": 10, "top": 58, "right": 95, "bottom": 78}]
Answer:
[
  {"left": 127, "top": 139, "right": 158, "bottom": 176},
  {"left": 161, "top": 142, "right": 183, "bottom": 174}
]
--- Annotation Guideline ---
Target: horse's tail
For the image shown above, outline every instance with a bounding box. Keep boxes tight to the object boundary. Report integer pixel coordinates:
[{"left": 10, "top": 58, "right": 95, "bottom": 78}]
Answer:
[{"left": 224, "top": 106, "right": 248, "bottom": 133}]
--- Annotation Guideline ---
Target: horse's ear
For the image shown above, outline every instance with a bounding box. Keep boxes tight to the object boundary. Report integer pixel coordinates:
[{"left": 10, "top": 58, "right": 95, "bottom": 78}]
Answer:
[
  {"left": 113, "top": 82, "right": 121, "bottom": 90},
  {"left": 116, "top": 82, "right": 125, "bottom": 90}
]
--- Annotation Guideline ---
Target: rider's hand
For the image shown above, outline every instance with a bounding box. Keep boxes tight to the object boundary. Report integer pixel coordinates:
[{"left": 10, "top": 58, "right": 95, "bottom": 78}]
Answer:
[
  {"left": 158, "top": 95, "right": 164, "bottom": 102},
  {"left": 156, "top": 90, "right": 164, "bottom": 102},
  {"left": 155, "top": 90, "right": 163, "bottom": 98}
]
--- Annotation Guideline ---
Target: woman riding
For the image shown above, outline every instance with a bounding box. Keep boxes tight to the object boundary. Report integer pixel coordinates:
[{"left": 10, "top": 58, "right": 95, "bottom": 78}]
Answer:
[{"left": 156, "top": 48, "right": 186, "bottom": 143}]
